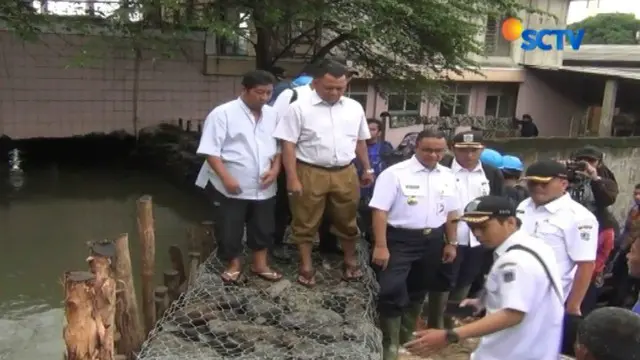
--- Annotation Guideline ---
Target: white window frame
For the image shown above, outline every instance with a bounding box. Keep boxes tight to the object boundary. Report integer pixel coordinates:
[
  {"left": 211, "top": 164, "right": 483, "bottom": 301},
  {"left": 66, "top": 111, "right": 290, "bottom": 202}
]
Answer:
[
  {"left": 345, "top": 82, "right": 369, "bottom": 109},
  {"left": 439, "top": 84, "right": 471, "bottom": 116},
  {"left": 386, "top": 92, "right": 421, "bottom": 116},
  {"left": 484, "top": 85, "right": 516, "bottom": 117}
]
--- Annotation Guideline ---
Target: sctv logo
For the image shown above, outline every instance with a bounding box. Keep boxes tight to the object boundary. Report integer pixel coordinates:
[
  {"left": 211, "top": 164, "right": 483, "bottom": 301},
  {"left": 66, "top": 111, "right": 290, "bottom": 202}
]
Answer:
[{"left": 501, "top": 17, "right": 585, "bottom": 51}]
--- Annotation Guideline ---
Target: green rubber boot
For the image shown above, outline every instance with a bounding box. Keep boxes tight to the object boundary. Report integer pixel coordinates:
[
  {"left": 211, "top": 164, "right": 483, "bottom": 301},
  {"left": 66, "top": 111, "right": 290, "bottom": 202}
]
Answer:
[
  {"left": 380, "top": 316, "right": 401, "bottom": 360},
  {"left": 426, "top": 291, "right": 449, "bottom": 329},
  {"left": 399, "top": 301, "right": 424, "bottom": 344}
]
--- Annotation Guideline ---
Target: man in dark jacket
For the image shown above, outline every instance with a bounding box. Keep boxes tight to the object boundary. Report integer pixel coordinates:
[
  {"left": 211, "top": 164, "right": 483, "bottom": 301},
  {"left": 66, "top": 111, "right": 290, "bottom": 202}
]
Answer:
[
  {"left": 571, "top": 146, "right": 619, "bottom": 315},
  {"left": 515, "top": 114, "right": 539, "bottom": 137}
]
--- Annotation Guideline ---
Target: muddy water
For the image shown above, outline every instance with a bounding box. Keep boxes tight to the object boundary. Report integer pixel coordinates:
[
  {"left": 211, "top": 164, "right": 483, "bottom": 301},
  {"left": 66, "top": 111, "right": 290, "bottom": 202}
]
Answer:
[{"left": 0, "top": 164, "right": 209, "bottom": 359}]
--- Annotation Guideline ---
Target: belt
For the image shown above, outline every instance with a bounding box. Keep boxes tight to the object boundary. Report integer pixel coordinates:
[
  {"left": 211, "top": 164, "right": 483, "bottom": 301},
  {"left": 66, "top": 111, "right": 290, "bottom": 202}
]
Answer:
[
  {"left": 387, "top": 225, "right": 438, "bottom": 236},
  {"left": 297, "top": 160, "right": 351, "bottom": 171}
]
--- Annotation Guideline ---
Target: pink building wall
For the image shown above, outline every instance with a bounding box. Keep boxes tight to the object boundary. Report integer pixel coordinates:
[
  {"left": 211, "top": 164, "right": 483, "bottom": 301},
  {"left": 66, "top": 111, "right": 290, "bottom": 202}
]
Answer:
[{"left": 0, "top": 31, "right": 239, "bottom": 139}]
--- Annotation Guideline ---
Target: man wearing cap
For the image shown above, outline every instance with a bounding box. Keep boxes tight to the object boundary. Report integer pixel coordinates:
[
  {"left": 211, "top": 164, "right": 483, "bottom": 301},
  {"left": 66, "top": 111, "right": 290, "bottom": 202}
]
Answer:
[
  {"left": 426, "top": 130, "right": 505, "bottom": 329},
  {"left": 570, "top": 146, "right": 619, "bottom": 315},
  {"left": 516, "top": 159, "right": 599, "bottom": 355},
  {"left": 405, "top": 195, "right": 564, "bottom": 360},
  {"left": 369, "top": 129, "right": 459, "bottom": 360}
]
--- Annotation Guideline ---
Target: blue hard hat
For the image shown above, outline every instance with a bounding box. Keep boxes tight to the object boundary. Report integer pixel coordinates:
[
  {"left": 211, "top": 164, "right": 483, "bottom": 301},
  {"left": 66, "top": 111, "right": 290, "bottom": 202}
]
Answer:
[
  {"left": 291, "top": 75, "right": 313, "bottom": 87},
  {"left": 501, "top": 155, "right": 524, "bottom": 172},
  {"left": 480, "top": 148, "right": 503, "bottom": 168}
]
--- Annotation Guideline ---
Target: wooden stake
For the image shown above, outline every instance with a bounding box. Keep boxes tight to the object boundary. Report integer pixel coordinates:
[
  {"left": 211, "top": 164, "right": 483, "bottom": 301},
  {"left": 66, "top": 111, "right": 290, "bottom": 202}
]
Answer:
[
  {"left": 87, "top": 240, "right": 117, "bottom": 360},
  {"left": 136, "top": 195, "right": 156, "bottom": 335},
  {"left": 63, "top": 271, "right": 98, "bottom": 360},
  {"left": 163, "top": 269, "right": 181, "bottom": 303},
  {"left": 113, "top": 234, "right": 144, "bottom": 360},
  {"left": 187, "top": 252, "right": 200, "bottom": 290},
  {"left": 154, "top": 286, "right": 170, "bottom": 320},
  {"left": 168, "top": 245, "right": 186, "bottom": 284}
]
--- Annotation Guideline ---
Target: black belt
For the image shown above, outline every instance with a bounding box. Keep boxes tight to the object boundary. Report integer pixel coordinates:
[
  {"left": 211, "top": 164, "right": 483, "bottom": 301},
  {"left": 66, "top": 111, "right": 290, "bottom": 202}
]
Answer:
[
  {"left": 387, "top": 225, "right": 439, "bottom": 236},
  {"left": 297, "top": 160, "right": 351, "bottom": 171}
]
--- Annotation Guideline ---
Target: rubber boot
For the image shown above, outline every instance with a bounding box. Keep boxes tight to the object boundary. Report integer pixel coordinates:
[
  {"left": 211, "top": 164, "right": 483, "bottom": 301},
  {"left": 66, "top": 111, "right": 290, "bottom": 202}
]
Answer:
[
  {"left": 444, "top": 285, "right": 471, "bottom": 328},
  {"left": 380, "top": 316, "right": 401, "bottom": 360},
  {"left": 426, "top": 291, "right": 449, "bottom": 329},
  {"left": 399, "top": 302, "right": 424, "bottom": 344}
]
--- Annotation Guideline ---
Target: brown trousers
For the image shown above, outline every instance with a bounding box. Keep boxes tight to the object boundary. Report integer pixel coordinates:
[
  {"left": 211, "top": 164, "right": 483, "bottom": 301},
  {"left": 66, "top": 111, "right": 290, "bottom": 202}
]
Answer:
[{"left": 289, "top": 162, "right": 360, "bottom": 244}]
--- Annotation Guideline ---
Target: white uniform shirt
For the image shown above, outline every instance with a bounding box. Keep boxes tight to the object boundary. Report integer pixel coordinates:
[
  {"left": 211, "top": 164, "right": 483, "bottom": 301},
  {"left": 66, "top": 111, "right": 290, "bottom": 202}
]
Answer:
[
  {"left": 368, "top": 156, "right": 461, "bottom": 229},
  {"left": 272, "top": 91, "right": 371, "bottom": 167},
  {"left": 452, "top": 160, "right": 491, "bottom": 247},
  {"left": 472, "top": 230, "right": 564, "bottom": 360},
  {"left": 517, "top": 194, "right": 598, "bottom": 300},
  {"left": 194, "top": 98, "right": 279, "bottom": 200},
  {"left": 271, "top": 85, "right": 313, "bottom": 119}
]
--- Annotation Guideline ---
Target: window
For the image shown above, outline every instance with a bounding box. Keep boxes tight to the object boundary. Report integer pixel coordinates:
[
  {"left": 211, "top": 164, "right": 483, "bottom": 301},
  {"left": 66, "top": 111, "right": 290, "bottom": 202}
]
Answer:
[
  {"left": 387, "top": 93, "right": 420, "bottom": 116},
  {"left": 345, "top": 81, "right": 368, "bottom": 109},
  {"left": 484, "top": 84, "right": 517, "bottom": 117},
  {"left": 439, "top": 84, "right": 470, "bottom": 116},
  {"left": 204, "top": 10, "right": 250, "bottom": 56},
  {"left": 484, "top": 16, "right": 512, "bottom": 57}
]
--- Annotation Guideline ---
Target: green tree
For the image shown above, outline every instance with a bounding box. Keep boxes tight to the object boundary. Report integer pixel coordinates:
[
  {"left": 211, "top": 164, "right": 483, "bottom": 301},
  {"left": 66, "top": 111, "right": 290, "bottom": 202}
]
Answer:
[
  {"left": 568, "top": 13, "right": 640, "bottom": 45},
  {"left": 2, "top": 0, "right": 533, "bottom": 92}
]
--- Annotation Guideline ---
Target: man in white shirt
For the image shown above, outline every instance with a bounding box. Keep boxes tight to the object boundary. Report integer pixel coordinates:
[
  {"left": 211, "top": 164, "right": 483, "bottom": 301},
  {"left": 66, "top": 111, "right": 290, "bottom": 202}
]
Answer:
[
  {"left": 273, "top": 60, "right": 374, "bottom": 287},
  {"left": 516, "top": 159, "right": 598, "bottom": 355},
  {"left": 369, "top": 129, "right": 459, "bottom": 360},
  {"left": 406, "top": 195, "right": 564, "bottom": 360},
  {"left": 194, "top": 70, "right": 282, "bottom": 284}
]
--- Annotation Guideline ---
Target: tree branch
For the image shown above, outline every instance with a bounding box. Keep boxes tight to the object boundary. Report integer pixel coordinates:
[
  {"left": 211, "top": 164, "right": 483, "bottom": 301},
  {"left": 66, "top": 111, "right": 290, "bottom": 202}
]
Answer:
[
  {"left": 270, "top": 26, "right": 318, "bottom": 66},
  {"left": 310, "top": 32, "right": 353, "bottom": 62}
]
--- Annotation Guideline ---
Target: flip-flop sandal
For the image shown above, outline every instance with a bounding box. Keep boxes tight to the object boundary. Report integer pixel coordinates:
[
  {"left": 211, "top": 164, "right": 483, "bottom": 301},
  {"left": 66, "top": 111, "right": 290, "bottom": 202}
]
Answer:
[
  {"left": 250, "top": 269, "right": 283, "bottom": 282},
  {"left": 221, "top": 271, "right": 243, "bottom": 284},
  {"left": 297, "top": 269, "right": 316, "bottom": 288},
  {"left": 342, "top": 264, "right": 363, "bottom": 282}
]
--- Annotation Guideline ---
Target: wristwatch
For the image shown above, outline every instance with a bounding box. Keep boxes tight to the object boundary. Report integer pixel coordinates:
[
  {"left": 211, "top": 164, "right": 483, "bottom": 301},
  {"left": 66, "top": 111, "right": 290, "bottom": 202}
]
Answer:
[
  {"left": 445, "top": 329, "right": 460, "bottom": 344},
  {"left": 365, "top": 168, "right": 375, "bottom": 174}
]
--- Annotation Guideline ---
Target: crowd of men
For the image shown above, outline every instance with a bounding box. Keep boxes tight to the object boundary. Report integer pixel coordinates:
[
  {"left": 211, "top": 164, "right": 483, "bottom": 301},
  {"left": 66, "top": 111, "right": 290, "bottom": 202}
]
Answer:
[{"left": 194, "top": 59, "right": 640, "bottom": 360}]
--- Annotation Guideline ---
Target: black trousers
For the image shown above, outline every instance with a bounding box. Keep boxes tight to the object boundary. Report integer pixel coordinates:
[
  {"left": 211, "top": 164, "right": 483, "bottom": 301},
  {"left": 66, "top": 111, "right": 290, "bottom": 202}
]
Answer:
[
  {"left": 469, "top": 247, "right": 494, "bottom": 296},
  {"left": 274, "top": 172, "right": 290, "bottom": 246},
  {"left": 209, "top": 185, "right": 275, "bottom": 261},
  {"left": 376, "top": 226, "right": 444, "bottom": 317},
  {"left": 432, "top": 244, "right": 486, "bottom": 292}
]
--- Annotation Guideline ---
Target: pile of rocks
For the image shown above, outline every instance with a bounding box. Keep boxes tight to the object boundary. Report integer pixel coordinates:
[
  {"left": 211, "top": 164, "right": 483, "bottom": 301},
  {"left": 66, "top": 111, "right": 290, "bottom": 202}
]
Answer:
[{"left": 138, "top": 251, "right": 381, "bottom": 360}]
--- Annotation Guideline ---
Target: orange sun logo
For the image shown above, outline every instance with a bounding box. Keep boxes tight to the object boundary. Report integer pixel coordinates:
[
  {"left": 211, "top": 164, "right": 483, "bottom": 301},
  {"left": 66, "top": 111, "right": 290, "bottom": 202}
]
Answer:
[{"left": 501, "top": 17, "right": 524, "bottom": 42}]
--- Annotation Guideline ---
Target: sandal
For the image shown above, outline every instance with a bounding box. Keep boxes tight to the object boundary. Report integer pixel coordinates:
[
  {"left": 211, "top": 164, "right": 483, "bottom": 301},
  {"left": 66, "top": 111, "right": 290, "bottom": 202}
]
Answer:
[
  {"left": 250, "top": 268, "right": 283, "bottom": 282},
  {"left": 297, "top": 269, "right": 316, "bottom": 288},
  {"left": 342, "top": 263, "right": 363, "bottom": 282},
  {"left": 221, "top": 270, "right": 243, "bottom": 284}
]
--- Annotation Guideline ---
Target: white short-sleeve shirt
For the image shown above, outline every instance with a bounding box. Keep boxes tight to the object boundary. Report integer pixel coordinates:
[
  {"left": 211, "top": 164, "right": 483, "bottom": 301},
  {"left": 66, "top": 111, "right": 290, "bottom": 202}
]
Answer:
[
  {"left": 368, "top": 156, "right": 461, "bottom": 229},
  {"left": 516, "top": 193, "right": 599, "bottom": 300},
  {"left": 272, "top": 91, "right": 371, "bottom": 167},
  {"left": 472, "top": 230, "right": 564, "bottom": 360},
  {"left": 451, "top": 160, "right": 492, "bottom": 247},
  {"left": 194, "top": 98, "right": 279, "bottom": 200}
]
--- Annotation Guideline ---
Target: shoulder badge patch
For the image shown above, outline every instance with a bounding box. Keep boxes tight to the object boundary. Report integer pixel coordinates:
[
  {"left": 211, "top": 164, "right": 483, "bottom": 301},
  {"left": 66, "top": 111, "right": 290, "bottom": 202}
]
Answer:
[
  {"left": 502, "top": 270, "right": 515, "bottom": 283},
  {"left": 580, "top": 231, "right": 591, "bottom": 241}
]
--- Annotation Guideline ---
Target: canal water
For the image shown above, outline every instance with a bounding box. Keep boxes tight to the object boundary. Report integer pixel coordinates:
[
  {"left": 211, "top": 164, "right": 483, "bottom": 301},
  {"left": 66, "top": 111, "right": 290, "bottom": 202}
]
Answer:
[{"left": 0, "top": 149, "right": 209, "bottom": 359}]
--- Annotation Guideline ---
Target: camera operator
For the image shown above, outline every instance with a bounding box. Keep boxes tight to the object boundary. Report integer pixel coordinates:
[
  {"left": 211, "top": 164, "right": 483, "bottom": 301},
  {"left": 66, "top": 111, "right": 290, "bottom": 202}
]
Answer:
[{"left": 568, "top": 146, "right": 619, "bottom": 315}]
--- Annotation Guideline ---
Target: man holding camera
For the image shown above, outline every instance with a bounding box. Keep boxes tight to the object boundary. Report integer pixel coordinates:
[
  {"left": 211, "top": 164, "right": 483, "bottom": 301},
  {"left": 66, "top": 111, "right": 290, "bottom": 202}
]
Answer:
[{"left": 569, "top": 146, "right": 619, "bottom": 315}]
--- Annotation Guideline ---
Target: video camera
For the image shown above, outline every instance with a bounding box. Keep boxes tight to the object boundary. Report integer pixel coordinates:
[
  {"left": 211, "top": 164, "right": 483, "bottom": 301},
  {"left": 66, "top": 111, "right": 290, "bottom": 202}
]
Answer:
[{"left": 565, "top": 160, "right": 588, "bottom": 183}]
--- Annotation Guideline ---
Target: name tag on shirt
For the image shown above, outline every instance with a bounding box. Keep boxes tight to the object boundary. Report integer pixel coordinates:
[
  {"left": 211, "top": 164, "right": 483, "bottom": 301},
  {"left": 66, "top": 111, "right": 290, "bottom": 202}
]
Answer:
[{"left": 400, "top": 181, "right": 426, "bottom": 197}]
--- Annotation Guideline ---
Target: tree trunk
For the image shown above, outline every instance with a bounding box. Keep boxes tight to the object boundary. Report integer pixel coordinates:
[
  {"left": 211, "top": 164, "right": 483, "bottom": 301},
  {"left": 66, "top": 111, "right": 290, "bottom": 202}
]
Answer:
[
  {"left": 252, "top": 8, "right": 273, "bottom": 70},
  {"left": 113, "top": 234, "right": 144, "bottom": 359},
  {"left": 87, "top": 240, "right": 117, "bottom": 360},
  {"left": 63, "top": 271, "right": 99, "bottom": 360}
]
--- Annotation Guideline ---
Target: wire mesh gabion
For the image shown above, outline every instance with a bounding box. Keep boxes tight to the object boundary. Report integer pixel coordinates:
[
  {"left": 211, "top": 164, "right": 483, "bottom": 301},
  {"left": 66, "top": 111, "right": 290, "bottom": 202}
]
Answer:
[{"left": 136, "top": 236, "right": 382, "bottom": 360}]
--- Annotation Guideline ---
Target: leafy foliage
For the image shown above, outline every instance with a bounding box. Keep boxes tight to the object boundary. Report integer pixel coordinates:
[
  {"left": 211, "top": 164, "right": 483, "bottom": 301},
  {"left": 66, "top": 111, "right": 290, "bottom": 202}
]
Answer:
[
  {"left": 1, "top": 0, "right": 534, "bottom": 92},
  {"left": 568, "top": 13, "right": 640, "bottom": 45}
]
